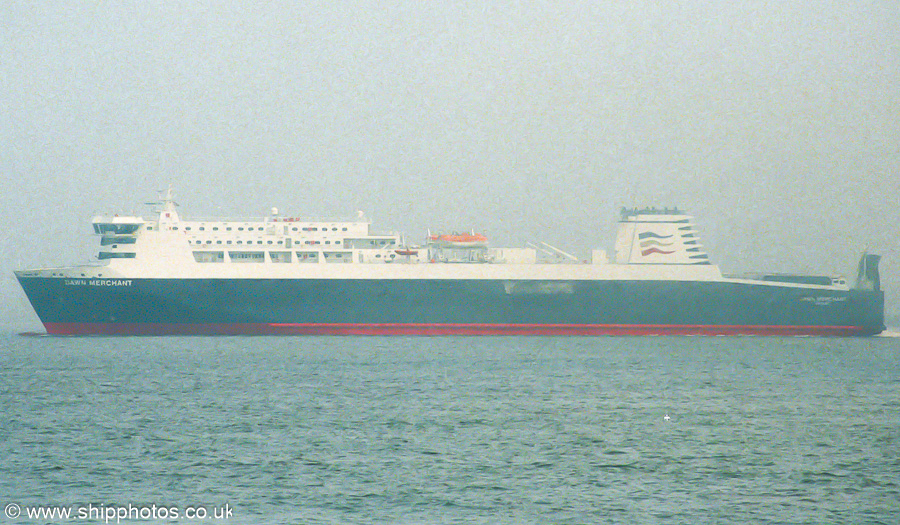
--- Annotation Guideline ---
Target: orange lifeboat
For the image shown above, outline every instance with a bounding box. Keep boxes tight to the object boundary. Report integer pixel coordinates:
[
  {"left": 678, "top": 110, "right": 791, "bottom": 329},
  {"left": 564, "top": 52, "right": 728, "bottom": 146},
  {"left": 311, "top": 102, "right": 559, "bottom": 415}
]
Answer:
[{"left": 427, "top": 232, "right": 488, "bottom": 248}]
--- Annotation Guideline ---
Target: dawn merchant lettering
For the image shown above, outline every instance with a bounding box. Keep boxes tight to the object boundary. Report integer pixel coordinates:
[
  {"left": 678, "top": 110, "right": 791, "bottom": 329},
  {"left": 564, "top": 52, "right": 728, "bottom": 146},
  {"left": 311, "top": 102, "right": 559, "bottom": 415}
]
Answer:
[{"left": 65, "top": 279, "right": 133, "bottom": 287}]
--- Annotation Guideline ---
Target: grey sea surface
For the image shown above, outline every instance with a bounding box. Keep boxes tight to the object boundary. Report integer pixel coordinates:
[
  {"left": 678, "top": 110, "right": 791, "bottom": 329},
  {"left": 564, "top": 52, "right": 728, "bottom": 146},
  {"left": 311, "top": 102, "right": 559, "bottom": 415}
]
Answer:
[{"left": 1, "top": 334, "right": 898, "bottom": 524}]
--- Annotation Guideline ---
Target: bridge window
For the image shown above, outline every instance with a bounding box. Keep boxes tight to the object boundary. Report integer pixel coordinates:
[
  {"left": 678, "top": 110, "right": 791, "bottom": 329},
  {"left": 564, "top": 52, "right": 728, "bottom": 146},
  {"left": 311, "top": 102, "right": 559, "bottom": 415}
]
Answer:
[
  {"left": 93, "top": 223, "right": 140, "bottom": 235},
  {"left": 100, "top": 237, "right": 137, "bottom": 246}
]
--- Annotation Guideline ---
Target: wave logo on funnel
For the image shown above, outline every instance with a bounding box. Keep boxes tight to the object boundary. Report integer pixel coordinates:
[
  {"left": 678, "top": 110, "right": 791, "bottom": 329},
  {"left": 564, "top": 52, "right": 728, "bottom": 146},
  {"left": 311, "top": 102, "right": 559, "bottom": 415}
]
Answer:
[{"left": 638, "top": 231, "right": 675, "bottom": 256}]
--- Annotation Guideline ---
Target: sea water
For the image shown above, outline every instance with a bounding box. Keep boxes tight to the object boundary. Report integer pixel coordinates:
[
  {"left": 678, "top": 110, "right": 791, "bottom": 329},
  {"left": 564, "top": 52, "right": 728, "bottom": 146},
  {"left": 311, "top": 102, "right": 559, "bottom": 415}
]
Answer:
[{"left": 1, "top": 333, "right": 898, "bottom": 524}]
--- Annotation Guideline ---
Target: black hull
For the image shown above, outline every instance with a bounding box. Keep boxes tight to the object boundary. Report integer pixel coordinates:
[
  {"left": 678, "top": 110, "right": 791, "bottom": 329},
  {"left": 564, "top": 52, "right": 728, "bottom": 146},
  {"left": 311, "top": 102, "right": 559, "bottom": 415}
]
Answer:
[{"left": 15, "top": 277, "right": 885, "bottom": 336}]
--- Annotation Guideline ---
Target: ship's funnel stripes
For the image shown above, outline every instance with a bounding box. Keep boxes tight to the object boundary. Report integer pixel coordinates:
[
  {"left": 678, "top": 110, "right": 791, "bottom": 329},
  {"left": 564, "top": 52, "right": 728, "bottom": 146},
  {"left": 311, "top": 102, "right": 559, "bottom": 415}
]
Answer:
[
  {"left": 638, "top": 231, "right": 675, "bottom": 256},
  {"left": 639, "top": 239, "right": 673, "bottom": 248},
  {"left": 642, "top": 247, "right": 676, "bottom": 256},
  {"left": 638, "top": 232, "right": 673, "bottom": 240},
  {"left": 616, "top": 211, "right": 712, "bottom": 265}
]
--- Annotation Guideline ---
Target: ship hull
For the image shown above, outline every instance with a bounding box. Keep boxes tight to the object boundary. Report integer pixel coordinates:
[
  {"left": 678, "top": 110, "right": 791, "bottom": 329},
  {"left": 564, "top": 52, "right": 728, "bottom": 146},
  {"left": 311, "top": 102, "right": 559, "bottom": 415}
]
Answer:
[
  {"left": 16, "top": 276, "right": 885, "bottom": 336},
  {"left": 38, "top": 322, "right": 875, "bottom": 336}
]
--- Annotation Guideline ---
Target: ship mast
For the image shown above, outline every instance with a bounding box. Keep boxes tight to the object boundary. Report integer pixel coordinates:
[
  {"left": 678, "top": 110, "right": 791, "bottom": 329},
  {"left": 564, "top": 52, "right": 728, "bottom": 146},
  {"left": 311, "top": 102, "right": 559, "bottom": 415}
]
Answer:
[{"left": 155, "top": 185, "right": 181, "bottom": 226}]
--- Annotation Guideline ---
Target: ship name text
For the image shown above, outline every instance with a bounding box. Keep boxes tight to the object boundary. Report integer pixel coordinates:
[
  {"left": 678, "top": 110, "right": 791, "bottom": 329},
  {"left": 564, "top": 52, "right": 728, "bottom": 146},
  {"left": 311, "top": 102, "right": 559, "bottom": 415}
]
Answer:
[
  {"left": 800, "top": 295, "right": 848, "bottom": 306},
  {"left": 64, "top": 279, "right": 133, "bottom": 287}
]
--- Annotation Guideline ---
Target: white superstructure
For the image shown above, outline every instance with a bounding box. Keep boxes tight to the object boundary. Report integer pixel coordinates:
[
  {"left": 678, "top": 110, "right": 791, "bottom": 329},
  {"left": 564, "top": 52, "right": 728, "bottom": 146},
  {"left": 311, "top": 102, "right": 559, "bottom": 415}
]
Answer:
[{"left": 18, "top": 189, "right": 849, "bottom": 291}]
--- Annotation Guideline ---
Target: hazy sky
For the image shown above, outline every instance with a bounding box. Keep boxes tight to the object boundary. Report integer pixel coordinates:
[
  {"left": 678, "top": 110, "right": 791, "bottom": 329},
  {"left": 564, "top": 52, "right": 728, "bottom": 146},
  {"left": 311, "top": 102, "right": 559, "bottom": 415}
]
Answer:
[{"left": 2, "top": 0, "right": 898, "bottom": 330}]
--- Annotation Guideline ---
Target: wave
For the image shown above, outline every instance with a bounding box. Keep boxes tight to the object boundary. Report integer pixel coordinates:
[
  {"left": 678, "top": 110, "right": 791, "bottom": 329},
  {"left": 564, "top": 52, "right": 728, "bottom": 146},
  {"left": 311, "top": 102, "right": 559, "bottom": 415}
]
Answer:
[
  {"left": 638, "top": 232, "right": 673, "bottom": 240},
  {"left": 641, "top": 247, "right": 676, "bottom": 256},
  {"left": 639, "top": 239, "right": 674, "bottom": 248}
]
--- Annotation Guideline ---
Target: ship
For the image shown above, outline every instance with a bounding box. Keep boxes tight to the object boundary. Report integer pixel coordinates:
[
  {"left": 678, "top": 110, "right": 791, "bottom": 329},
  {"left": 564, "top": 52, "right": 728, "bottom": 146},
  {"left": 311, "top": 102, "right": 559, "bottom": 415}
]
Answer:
[{"left": 15, "top": 189, "right": 885, "bottom": 336}]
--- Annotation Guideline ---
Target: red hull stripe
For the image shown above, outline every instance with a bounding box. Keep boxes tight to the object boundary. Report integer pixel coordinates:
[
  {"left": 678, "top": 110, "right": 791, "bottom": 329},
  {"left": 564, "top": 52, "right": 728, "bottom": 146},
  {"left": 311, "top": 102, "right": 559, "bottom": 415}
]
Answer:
[{"left": 41, "top": 322, "right": 870, "bottom": 336}]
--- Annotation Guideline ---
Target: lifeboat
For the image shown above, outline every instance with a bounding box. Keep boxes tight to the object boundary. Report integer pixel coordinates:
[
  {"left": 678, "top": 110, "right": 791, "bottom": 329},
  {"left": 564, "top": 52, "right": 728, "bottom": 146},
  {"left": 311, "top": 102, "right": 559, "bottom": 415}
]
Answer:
[
  {"left": 427, "top": 232, "right": 488, "bottom": 248},
  {"left": 395, "top": 248, "right": 419, "bottom": 256}
]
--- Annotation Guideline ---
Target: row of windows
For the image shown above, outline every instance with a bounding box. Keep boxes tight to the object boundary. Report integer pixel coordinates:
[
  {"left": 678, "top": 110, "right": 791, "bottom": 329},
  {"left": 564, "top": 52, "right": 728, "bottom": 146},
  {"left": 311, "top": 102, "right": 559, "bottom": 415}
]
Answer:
[
  {"left": 188, "top": 239, "right": 394, "bottom": 246},
  {"left": 290, "top": 226, "right": 348, "bottom": 232},
  {"left": 173, "top": 225, "right": 352, "bottom": 232},
  {"left": 176, "top": 226, "right": 266, "bottom": 232},
  {"left": 192, "top": 251, "right": 353, "bottom": 263},
  {"left": 192, "top": 239, "right": 286, "bottom": 245}
]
